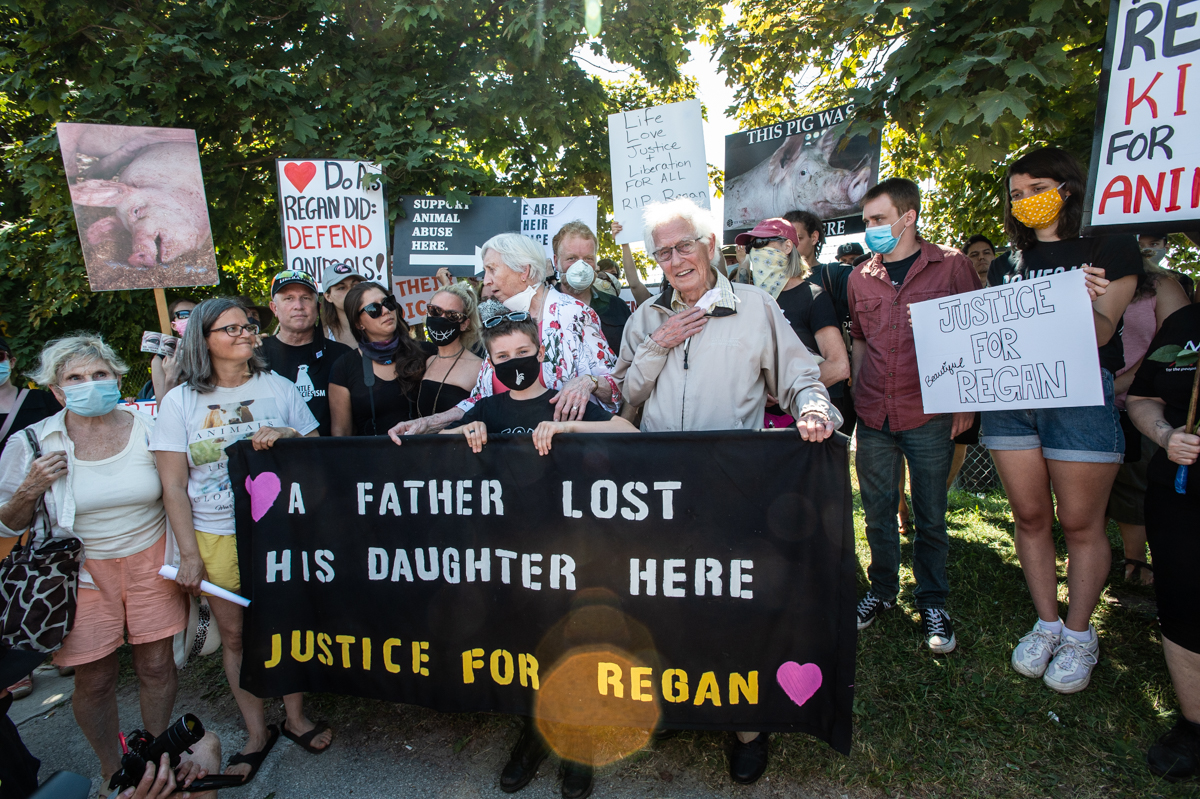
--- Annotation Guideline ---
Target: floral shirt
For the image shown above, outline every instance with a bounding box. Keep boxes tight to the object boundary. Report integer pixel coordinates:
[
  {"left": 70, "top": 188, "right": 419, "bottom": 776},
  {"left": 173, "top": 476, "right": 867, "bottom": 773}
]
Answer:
[{"left": 458, "top": 286, "right": 620, "bottom": 413}]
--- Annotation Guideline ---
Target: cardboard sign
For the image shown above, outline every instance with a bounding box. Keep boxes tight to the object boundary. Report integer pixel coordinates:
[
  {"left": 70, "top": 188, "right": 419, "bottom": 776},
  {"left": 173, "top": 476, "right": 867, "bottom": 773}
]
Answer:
[
  {"left": 1083, "top": 0, "right": 1200, "bottom": 235},
  {"left": 910, "top": 269, "right": 1104, "bottom": 413},
  {"left": 609, "top": 100, "right": 709, "bottom": 246},
  {"left": 276, "top": 159, "right": 389, "bottom": 287},
  {"left": 723, "top": 103, "right": 880, "bottom": 244},
  {"left": 393, "top": 274, "right": 444, "bottom": 325},
  {"left": 522, "top": 197, "right": 600, "bottom": 258},
  {"left": 393, "top": 196, "right": 522, "bottom": 278},
  {"left": 56, "top": 123, "right": 219, "bottom": 291}
]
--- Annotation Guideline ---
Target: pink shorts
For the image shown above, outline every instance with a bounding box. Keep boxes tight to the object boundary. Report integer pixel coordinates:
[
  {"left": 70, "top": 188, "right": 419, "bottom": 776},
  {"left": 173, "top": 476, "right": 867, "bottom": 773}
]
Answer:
[{"left": 55, "top": 535, "right": 189, "bottom": 667}]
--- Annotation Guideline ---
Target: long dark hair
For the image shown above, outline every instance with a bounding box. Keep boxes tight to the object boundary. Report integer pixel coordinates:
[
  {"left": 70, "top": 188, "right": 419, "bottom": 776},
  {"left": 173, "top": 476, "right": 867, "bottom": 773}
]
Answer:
[
  {"left": 344, "top": 281, "right": 426, "bottom": 396},
  {"left": 1004, "top": 147, "right": 1086, "bottom": 252}
]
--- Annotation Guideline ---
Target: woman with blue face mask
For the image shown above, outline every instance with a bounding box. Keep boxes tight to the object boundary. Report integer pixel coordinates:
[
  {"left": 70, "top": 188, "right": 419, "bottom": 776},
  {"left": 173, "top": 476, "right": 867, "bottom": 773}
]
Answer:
[{"left": 0, "top": 333, "right": 190, "bottom": 789}]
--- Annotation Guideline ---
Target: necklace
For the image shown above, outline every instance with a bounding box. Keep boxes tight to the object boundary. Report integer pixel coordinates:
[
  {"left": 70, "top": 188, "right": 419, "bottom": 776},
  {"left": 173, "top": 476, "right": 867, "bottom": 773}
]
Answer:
[
  {"left": 419, "top": 346, "right": 466, "bottom": 417},
  {"left": 434, "top": 346, "right": 466, "bottom": 359}
]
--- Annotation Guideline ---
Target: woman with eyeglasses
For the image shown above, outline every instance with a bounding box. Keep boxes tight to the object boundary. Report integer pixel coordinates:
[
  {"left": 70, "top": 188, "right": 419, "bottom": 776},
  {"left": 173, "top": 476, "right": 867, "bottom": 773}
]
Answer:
[
  {"left": 329, "top": 281, "right": 432, "bottom": 436},
  {"left": 417, "top": 283, "right": 484, "bottom": 418},
  {"left": 150, "top": 298, "right": 330, "bottom": 783},
  {"left": 388, "top": 233, "right": 619, "bottom": 441}
]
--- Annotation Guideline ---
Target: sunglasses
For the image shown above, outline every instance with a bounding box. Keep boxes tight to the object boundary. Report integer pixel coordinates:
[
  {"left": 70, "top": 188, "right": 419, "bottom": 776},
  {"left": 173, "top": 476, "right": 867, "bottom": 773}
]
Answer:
[
  {"left": 483, "top": 312, "right": 531, "bottom": 329},
  {"left": 748, "top": 236, "right": 785, "bottom": 250},
  {"left": 171, "top": 309, "right": 192, "bottom": 321},
  {"left": 359, "top": 296, "right": 399, "bottom": 319},
  {"left": 427, "top": 304, "right": 468, "bottom": 324}
]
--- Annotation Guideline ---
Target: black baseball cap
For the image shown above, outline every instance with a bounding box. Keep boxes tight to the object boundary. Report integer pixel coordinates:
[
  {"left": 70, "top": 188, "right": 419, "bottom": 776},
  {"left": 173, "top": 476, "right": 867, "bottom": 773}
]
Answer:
[
  {"left": 270, "top": 270, "right": 318, "bottom": 296},
  {"left": 837, "top": 242, "right": 865, "bottom": 258},
  {"left": 0, "top": 336, "right": 9, "bottom": 354}
]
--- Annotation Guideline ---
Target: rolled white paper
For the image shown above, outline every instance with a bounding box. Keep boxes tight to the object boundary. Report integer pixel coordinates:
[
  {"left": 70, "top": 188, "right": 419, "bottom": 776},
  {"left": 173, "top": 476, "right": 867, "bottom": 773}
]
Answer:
[{"left": 159, "top": 564, "right": 250, "bottom": 608}]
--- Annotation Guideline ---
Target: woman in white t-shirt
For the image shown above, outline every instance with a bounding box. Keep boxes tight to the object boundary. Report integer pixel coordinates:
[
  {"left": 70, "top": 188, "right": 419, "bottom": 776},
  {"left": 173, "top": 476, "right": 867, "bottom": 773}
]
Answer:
[
  {"left": 0, "top": 334, "right": 188, "bottom": 790},
  {"left": 150, "top": 298, "right": 332, "bottom": 783}
]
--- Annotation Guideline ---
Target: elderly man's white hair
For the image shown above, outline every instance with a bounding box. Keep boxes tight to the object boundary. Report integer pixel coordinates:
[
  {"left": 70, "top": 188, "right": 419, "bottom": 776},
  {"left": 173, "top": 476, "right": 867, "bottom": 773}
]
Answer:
[
  {"left": 481, "top": 232, "right": 552, "bottom": 285},
  {"left": 641, "top": 198, "right": 718, "bottom": 257},
  {"left": 31, "top": 333, "right": 128, "bottom": 387}
]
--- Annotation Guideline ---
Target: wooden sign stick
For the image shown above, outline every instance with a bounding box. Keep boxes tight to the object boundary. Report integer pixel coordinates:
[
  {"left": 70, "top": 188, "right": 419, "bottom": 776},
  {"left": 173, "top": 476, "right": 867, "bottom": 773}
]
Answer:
[{"left": 153, "top": 287, "right": 171, "bottom": 334}]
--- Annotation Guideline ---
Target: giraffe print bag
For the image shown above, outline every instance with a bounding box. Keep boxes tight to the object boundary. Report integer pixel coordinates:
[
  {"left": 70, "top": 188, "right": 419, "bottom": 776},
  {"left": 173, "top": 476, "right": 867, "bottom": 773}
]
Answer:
[{"left": 0, "top": 428, "right": 81, "bottom": 653}]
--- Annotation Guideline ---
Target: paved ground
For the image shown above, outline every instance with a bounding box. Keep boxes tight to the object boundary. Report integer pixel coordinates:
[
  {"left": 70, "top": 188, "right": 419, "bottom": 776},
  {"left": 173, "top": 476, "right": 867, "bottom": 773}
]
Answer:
[{"left": 15, "top": 659, "right": 854, "bottom": 799}]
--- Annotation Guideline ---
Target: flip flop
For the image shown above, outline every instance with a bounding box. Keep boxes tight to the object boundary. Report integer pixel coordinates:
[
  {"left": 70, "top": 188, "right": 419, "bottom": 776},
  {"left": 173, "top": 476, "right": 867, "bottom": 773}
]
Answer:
[
  {"left": 1124, "top": 558, "right": 1154, "bottom": 584},
  {"left": 226, "top": 724, "right": 280, "bottom": 785},
  {"left": 281, "top": 719, "right": 333, "bottom": 754}
]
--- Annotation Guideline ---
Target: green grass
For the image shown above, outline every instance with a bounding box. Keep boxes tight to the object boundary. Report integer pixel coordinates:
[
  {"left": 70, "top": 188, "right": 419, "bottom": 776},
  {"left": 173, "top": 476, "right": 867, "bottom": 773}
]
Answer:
[{"left": 156, "top": 481, "right": 1195, "bottom": 798}]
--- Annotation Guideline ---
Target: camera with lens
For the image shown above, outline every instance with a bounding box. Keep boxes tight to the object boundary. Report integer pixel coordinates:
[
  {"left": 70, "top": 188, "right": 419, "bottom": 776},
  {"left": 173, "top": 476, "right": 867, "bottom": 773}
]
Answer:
[{"left": 107, "top": 714, "right": 204, "bottom": 794}]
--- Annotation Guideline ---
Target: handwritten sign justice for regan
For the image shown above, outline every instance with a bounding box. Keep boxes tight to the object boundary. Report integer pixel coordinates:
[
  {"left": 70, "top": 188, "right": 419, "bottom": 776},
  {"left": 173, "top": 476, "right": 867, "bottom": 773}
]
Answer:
[{"left": 910, "top": 270, "right": 1105, "bottom": 414}]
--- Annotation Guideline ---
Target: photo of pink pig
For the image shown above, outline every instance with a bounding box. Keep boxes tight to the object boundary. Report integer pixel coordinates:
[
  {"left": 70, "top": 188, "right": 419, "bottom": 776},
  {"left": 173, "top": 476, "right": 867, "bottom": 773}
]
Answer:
[{"left": 56, "top": 122, "right": 219, "bottom": 291}]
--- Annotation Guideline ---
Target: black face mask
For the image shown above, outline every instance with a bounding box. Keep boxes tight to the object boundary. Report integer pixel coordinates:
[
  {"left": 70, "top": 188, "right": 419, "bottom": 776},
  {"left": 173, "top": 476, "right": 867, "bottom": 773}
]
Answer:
[
  {"left": 493, "top": 354, "right": 541, "bottom": 391},
  {"left": 425, "top": 316, "right": 463, "bottom": 346}
]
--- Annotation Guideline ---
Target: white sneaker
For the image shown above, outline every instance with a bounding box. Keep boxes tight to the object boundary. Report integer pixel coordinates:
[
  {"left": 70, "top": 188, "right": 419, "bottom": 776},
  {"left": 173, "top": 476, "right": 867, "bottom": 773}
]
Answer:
[
  {"left": 1043, "top": 625, "right": 1099, "bottom": 694},
  {"left": 1011, "top": 620, "right": 1061, "bottom": 678}
]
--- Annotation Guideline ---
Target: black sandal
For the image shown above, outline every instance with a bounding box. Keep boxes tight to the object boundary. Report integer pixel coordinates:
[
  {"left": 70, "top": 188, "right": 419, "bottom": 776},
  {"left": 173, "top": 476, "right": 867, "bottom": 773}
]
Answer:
[
  {"left": 281, "top": 719, "right": 333, "bottom": 754},
  {"left": 226, "top": 724, "right": 279, "bottom": 785},
  {"left": 1124, "top": 558, "right": 1154, "bottom": 584}
]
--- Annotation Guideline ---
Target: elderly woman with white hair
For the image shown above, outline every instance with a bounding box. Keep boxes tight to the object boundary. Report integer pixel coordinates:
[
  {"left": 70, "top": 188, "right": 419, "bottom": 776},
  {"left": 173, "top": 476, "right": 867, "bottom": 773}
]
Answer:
[
  {"left": 0, "top": 333, "right": 190, "bottom": 792},
  {"left": 388, "top": 232, "right": 619, "bottom": 439}
]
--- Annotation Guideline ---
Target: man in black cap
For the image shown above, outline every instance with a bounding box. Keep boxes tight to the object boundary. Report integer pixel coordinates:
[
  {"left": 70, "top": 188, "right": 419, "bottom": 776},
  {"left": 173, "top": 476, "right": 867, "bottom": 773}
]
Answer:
[
  {"left": 259, "top": 270, "right": 352, "bottom": 436},
  {"left": 835, "top": 241, "right": 865, "bottom": 264}
]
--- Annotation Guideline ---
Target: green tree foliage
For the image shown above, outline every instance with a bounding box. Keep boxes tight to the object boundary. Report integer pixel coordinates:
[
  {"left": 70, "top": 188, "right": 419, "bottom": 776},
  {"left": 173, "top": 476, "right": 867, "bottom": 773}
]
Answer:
[
  {"left": 712, "top": 0, "right": 1199, "bottom": 276},
  {"left": 0, "top": 0, "right": 718, "bottom": 383}
]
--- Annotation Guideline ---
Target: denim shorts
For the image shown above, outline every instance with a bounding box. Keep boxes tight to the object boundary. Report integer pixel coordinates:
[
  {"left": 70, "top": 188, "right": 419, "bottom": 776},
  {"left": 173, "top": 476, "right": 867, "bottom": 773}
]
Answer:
[{"left": 979, "top": 369, "right": 1124, "bottom": 463}]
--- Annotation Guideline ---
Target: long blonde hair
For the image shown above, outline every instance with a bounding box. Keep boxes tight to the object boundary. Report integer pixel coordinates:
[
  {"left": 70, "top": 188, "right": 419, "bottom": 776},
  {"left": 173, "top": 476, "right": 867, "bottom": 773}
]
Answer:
[{"left": 431, "top": 283, "right": 481, "bottom": 352}]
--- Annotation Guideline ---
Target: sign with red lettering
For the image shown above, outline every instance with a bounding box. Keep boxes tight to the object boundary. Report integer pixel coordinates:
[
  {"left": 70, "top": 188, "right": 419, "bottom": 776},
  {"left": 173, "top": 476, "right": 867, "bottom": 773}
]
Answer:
[
  {"left": 1083, "top": 0, "right": 1200, "bottom": 234},
  {"left": 393, "top": 274, "right": 443, "bottom": 325},
  {"left": 276, "top": 160, "right": 389, "bottom": 286}
]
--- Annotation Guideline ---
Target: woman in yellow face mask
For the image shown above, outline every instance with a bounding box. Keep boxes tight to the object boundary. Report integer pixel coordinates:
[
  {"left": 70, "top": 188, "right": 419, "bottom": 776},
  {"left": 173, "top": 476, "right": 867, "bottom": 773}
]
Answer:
[{"left": 982, "top": 147, "right": 1142, "bottom": 696}]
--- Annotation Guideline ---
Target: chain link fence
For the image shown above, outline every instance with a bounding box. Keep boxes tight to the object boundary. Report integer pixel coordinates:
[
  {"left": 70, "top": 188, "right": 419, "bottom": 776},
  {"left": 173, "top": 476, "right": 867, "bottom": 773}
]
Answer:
[{"left": 952, "top": 443, "right": 1000, "bottom": 494}]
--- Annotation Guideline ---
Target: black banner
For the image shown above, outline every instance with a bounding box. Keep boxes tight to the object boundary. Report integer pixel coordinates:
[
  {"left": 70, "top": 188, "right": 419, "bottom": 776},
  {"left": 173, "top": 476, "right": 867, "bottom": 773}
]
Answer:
[{"left": 232, "top": 433, "right": 856, "bottom": 754}]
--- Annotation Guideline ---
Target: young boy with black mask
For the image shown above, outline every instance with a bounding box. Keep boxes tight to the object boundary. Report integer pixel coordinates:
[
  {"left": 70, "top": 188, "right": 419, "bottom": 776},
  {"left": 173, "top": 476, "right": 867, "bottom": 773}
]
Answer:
[{"left": 443, "top": 310, "right": 635, "bottom": 454}]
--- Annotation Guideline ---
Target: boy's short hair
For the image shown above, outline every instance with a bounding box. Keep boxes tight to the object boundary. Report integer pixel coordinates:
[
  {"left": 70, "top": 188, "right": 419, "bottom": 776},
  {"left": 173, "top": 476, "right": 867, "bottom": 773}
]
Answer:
[{"left": 478, "top": 301, "right": 540, "bottom": 354}]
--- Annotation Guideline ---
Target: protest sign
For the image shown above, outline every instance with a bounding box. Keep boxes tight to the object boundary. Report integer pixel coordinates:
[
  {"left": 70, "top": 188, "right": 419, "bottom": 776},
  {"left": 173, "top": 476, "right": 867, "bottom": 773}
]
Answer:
[
  {"left": 910, "top": 269, "right": 1104, "bottom": 414},
  {"left": 393, "top": 274, "right": 443, "bottom": 325},
  {"left": 276, "top": 159, "right": 389, "bottom": 286},
  {"left": 232, "top": 433, "right": 856, "bottom": 753},
  {"left": 522, "top": 196, "right": 600, "bottom": 258},
  {"left": 393, "top": 196, "right": 522, "bottom": 278},
  {"left": 723, "top": 104, "right": 879, "bottom": 244},
  {"left": 1083, "top": 0, "right": 1200, "bottom": 235},
  {"left": 56, "top": 123, "right": 219, "bottom": 291},
  {"left": 609, "top": 100, "right": 709, "bottom": 246}
]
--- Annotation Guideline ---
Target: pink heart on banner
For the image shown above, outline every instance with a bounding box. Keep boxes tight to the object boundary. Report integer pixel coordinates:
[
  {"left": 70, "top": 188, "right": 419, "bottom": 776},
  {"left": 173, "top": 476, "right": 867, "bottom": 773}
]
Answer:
[
  {"left": 776, "top": 661, "right": 822, "bottom": 708},
  {"left": 245, "top": 472, "right": 282, "bottom": 522},
  {"left": 283, "top": 161, "right": 316, "bottom": 193}
]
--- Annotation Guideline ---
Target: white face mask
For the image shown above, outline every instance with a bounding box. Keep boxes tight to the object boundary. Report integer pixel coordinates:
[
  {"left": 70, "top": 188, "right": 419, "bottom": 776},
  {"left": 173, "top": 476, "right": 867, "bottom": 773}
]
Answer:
[{"left": 503, "top": 284, "right": 538, "bottom": 314}]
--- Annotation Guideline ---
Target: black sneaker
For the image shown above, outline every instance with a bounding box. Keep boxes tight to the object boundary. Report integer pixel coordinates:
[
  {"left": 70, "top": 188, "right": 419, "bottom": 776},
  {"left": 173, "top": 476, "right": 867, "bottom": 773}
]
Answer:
[
  {"left": 1147, "top": 716, "right": 1200, "bottom": 782},
  {"left": 920, "top": 607, "right": 957, "bottom": 654},
  {"left": 856, "top": 593, "right": 894, "bottom": 630}
]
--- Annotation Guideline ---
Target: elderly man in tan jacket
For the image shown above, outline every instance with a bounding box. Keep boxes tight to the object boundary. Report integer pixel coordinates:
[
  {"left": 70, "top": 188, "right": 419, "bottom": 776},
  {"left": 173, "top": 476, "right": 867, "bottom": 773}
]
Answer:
[{"left": 612, "top": 197, "right": 841, "bottom": 786}]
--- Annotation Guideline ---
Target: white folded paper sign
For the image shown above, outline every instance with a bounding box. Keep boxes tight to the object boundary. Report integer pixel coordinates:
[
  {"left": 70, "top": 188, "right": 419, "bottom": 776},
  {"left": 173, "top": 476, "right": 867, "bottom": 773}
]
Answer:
[{"left": 159, "top": 564, "right": 250, "bottom": 608}]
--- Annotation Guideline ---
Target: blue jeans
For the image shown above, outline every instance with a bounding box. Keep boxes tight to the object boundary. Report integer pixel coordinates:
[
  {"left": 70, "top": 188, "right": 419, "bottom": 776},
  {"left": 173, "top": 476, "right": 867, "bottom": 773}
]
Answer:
[{"left": 855, "top": 415, "right": 955, "bottom": 609}]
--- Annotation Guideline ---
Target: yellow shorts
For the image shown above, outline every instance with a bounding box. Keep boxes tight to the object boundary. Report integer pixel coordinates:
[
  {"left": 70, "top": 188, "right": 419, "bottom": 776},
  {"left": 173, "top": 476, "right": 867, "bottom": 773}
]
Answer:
[{"left": 195, "top": 531, "right": 241, "bottom": 596}]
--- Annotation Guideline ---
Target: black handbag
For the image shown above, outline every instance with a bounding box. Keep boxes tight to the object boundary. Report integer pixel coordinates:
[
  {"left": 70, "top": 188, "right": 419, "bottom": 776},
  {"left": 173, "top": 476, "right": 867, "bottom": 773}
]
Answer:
[{"left": 0, "top": 428, "right": 82, "bottom": 653}]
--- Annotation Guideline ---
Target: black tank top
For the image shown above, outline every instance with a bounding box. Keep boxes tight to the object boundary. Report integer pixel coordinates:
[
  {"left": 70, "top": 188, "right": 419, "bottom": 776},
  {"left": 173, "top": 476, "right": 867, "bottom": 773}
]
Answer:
[{"left": 415, "top": 379, "right": 471, "bottom": 418}]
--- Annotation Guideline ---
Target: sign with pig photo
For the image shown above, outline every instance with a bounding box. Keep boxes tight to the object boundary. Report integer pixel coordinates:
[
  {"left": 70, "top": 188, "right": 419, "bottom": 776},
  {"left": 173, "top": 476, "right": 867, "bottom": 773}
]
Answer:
[
  {"left": 722, "top": 103, "right": 879, "bottom": 244},
  {"left": 276, "top": 159, "right": 389, "bottom": 286},
  {"left": 1082, "top": 0, "right": 1200, "bottom": 234},
  {"left": 56, "top": 122, "right": 219, "bottom": 291}
]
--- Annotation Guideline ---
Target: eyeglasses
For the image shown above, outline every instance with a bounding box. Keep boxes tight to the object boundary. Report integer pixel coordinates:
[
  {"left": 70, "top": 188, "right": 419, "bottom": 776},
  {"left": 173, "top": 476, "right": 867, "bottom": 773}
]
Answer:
[
  {"left": 171, "top": 309, "right": 192, "bottom": 321},
  {"left": 359, "top": 296, "right": 399, "bottom": 319},
  {"left": 427, "top": 304, "right": 468, "bottom": 324},
  {"left": 206, "top": 324, "right": 260, "bottom": 338},
  {"left": 483, "top": 312, "right": 531, "bottom": 329},
  {"left": 748, "top": 236, "right": 784, "bottom": 250},
  {"left": 652, "top": 237, "right": 701, "bottom": 263}
]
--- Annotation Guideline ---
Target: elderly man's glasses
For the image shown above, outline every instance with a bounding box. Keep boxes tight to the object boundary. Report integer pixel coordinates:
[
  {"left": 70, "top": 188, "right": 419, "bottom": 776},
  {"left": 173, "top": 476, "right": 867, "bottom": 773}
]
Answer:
[
  {"left": 360, "top": 296, "right": 399, "bottom": 319},
  {"left": 652, "top": 238, "right": 700, "bottom": 263},
  {"left": 427, "top": 304, "right": 468, "bottom": 324},
  {"left": 207, "top": 324, "right": 260, "bottom": 337}
]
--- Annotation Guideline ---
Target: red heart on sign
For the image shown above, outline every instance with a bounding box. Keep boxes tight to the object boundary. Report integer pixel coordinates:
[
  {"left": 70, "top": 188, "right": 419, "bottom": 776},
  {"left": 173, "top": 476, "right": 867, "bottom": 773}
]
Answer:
[{"left": 283, "top": 161, "right": 316, "bottom": 193}]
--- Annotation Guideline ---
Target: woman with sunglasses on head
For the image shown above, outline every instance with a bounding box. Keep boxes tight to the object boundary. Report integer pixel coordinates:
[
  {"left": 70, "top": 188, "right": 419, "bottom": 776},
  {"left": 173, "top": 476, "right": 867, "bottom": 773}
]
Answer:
[
  {"left": 984, "top": 147, "right": 1142, "bottom": 695},
  {"left": 329, "top": 282, "right": 433, "bottom": 436},
  {"left": 150, "top": 298, "right": 330, "bottom": 783},
  {"left": 417, "top": 283, "right": 484, "bottom": 418}
]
